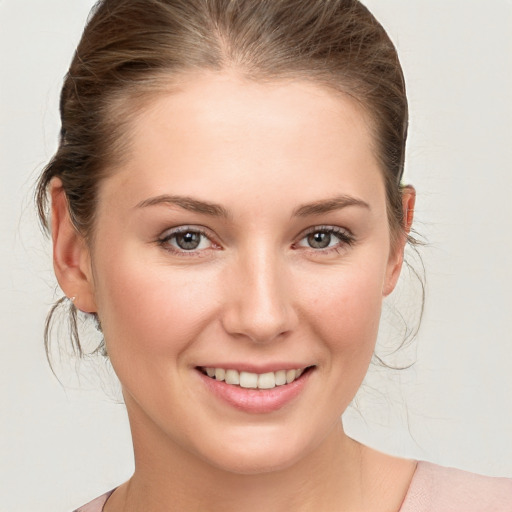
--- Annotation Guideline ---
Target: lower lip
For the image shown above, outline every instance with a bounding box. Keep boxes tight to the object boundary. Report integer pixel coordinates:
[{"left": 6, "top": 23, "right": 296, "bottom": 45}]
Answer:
[{"left": 197, "top": 369, "right": 313, "bottom": 414}]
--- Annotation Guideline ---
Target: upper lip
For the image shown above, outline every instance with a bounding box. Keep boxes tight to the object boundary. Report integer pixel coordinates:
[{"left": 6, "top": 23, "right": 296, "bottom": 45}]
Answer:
[{"left": 196, "top": 363, "right": 314, "bottom": 373}]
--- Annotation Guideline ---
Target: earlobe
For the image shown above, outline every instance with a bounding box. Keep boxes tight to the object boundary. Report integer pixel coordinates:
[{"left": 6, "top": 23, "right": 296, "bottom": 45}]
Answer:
[
  {"left": 50, "top": 178, "right": 97, "bottom": 313},
  {"left": 383, "top": 185, "right": 416, "bottom": 296}
]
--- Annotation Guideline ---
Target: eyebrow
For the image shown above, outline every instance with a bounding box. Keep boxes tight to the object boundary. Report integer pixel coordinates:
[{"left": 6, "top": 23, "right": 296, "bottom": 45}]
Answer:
[
  {"left": 292, "top": 195, "right": 370, "bottom": 217},
  {"left": 136, "top": 193, "right": 369, "bottom": 218},
  {"left": 136, "top": 194, "right": 229, "bottom": 218}
]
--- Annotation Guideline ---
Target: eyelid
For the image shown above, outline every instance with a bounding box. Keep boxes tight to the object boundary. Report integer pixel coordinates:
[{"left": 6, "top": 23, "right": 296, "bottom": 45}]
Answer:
[
  {"left": 300, "top": 225, "right": 353, "bottom": 237},
  {"left": 294, "top": 225, "right": 355, "bottom": 251},
  {"left": 159, "top": 224, "right": 210, "bottom": 239},
  {"left": 158, "top": 225, "right": 220, "bottom": 255}
]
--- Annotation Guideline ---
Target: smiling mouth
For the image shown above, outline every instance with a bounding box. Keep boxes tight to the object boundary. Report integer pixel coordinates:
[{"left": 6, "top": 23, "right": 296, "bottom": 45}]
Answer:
[{"left": 197, "top": 366, "right": 314, "bottom": 390}]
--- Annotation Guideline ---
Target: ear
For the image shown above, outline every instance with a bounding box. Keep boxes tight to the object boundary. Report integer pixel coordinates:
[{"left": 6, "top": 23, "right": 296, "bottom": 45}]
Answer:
[
  {"left": 383, "top": 185, "right": 416, "bottom": 296},
  {"left": 50, "top": 178, "right": 97, "bottom": 313}
]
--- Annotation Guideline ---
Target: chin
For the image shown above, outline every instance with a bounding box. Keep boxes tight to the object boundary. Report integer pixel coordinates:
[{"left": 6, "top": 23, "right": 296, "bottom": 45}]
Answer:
[
  {"left": 203, "top": 448, "right": 304, "bottom": 476},
  {"left": 193, "top": 424, "right": 321, "bottom": 476}
]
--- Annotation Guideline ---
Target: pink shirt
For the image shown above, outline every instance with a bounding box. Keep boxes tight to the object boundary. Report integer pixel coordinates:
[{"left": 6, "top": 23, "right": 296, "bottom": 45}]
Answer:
[{"left": 74, "top": 461, "right": 512, "bottom": 511}]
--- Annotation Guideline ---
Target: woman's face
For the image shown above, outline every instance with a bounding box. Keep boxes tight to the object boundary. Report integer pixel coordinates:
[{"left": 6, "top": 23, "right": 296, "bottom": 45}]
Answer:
[{"left": 83, "top": 72, "right": 407, "bottom": 473}]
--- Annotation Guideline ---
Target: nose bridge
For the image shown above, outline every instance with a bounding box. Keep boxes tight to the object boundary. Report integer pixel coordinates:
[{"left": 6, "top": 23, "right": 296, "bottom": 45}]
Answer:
[{"left": 222, "top": 243, "right": 297, "bottom": 343}]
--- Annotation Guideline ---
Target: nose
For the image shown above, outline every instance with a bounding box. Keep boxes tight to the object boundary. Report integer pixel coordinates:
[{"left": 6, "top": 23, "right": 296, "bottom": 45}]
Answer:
[{"left": 221, "top": 248, "right": 298, "bottom": 344}]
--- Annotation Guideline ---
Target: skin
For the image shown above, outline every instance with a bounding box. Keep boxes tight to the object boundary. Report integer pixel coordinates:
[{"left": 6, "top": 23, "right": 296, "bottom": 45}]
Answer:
[{"left": 51, "top": 71, "right": 416, "bottom": 511}]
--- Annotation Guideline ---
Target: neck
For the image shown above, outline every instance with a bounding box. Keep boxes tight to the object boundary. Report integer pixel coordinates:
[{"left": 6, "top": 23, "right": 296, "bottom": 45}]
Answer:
[{"left": 107, "top": 400, "right": 415, "bottom": 512}]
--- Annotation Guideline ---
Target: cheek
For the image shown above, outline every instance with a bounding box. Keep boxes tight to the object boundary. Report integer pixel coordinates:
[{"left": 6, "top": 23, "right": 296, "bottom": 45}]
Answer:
[
  {"left": 92, "top": 247, "right": 219, "bottom": 363},
  {"left": 298, "top": 260, "right": 386, "bottom": 361}
]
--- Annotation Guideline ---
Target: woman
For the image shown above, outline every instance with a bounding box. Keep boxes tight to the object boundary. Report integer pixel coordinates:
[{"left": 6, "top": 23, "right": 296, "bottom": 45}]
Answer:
[{"left": 34, "top": 0, "right": 511, "bottom": 510}]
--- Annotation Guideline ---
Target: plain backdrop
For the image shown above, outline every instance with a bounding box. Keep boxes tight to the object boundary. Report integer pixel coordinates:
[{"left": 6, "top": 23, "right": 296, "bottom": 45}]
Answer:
[{"left": 1, "top": 1, "right": 511, "bottom": 510}]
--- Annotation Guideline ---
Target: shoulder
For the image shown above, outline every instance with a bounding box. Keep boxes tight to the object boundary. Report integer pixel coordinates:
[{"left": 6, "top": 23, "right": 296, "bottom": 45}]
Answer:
[
  {"left": 73, "top": 489, "right": 115, "bottom": 512},
  {"left": 400, "top": 461, "right": 512, "bottom": 512}
]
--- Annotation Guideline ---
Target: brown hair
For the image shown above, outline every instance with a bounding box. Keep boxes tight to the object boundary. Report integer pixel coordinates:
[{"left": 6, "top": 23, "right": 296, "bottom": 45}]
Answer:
[{"left": 36, "top": 0, "right": 415, "bottom": 360}]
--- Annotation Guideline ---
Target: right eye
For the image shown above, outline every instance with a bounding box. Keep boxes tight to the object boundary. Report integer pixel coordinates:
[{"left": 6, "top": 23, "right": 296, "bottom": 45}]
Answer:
[{"left": 158, "top": 227, "right": 215, "bottom": 254}]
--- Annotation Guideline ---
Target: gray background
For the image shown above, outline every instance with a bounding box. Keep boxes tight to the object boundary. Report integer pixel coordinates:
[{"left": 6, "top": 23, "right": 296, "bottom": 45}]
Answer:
[{"left": 1, "top": 0, "right": 511, "bottom": 510}]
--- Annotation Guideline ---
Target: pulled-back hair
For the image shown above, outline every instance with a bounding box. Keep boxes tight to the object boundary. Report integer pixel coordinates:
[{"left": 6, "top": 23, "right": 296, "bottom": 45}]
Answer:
[{"left": 36, "top": 0, "right": 413, "bottom": 359}]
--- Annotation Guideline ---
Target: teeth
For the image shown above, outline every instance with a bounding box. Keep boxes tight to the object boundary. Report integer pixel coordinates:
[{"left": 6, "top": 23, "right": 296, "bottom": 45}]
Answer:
[
  {"left": 225, "top": 369, "right": 240, "bottom": 385},
  {"left": 286, "top": 369, "right": 297, "bottom": 384},
  {"left": 275, "top": 370, "right": 286, "bottom": 386},
  {"left": 239, "top": 371, "right": 258, "bottom": 389},
  {"left": 203, "top": 366, "right": 308, "bottom": 389},
  {"left": 258, "top": 372, "right": 276, "bottom": 389}
]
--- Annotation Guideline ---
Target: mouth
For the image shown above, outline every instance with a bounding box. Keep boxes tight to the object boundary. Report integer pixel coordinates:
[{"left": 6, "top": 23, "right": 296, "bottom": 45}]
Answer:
[{"left": 197, "top": 366, "right": 315, "bottom": 390}]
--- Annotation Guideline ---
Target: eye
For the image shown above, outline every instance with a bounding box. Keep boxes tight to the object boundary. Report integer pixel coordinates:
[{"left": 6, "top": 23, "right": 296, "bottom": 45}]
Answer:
[
  {"left": 159, "top": 227, "right": 215, "bottom": 253},
  {"left": 306, "top": 231, "right": 334, "bottom": 249},
  {"left": 296, "top": 226, "right": 354, "bottom": 251}
]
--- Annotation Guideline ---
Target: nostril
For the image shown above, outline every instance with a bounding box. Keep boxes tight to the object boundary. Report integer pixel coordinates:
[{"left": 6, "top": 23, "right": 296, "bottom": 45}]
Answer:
[{"left": 221, "top": 306, "right": 298, "bottom": 344}]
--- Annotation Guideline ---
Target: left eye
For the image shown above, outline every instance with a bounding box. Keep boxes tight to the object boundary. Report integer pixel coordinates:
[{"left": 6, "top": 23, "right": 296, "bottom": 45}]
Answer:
[
  {"left": 297, "top": 228, "right": 353, "bottom": 250},
  {"left": 160, "top": 229, "right": 213, "bottom": 251}
]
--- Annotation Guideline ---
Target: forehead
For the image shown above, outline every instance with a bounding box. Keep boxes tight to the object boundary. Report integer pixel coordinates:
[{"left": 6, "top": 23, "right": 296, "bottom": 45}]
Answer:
[{"left": 101, "top": 71, "right": 385, "bottom": 213}]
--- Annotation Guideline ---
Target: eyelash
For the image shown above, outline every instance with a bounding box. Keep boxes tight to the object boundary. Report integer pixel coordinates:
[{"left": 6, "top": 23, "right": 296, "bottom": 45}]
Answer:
[
  {"left": 158, "top": 226, "right": 217, "bottom": 257},
  {"left": 294, "top": 226, "right": 355, "bottom": 255},
  {"left": 157, "top": 225, "right": 355, "bottom": 257}
]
